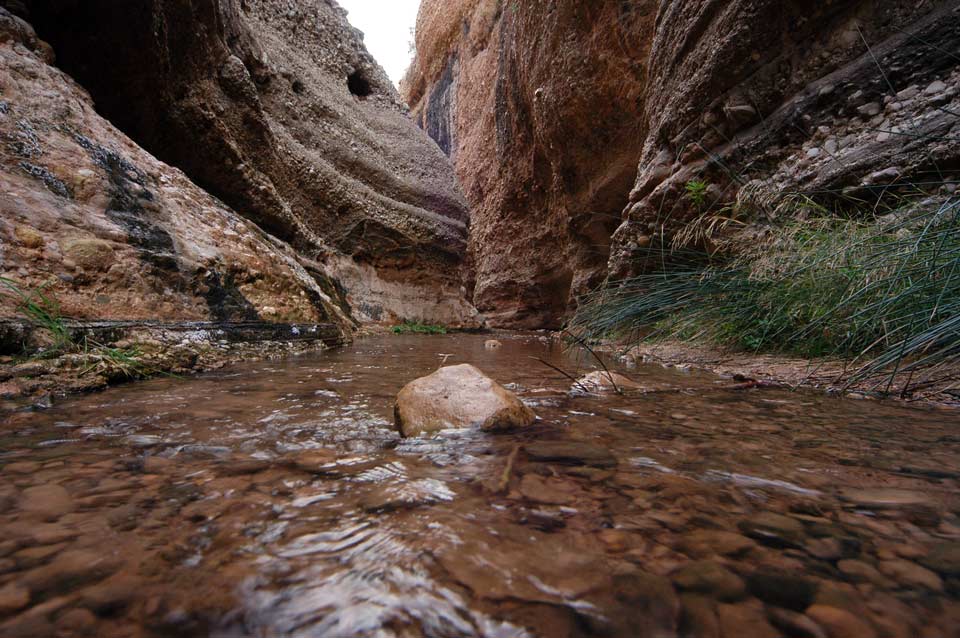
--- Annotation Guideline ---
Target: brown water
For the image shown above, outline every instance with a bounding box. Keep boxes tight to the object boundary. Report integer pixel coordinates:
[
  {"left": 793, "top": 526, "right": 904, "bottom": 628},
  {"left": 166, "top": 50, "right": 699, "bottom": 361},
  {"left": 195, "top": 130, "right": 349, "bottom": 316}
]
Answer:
[{"left": 1, "top": 333, "right": 959, "bottom": 637}]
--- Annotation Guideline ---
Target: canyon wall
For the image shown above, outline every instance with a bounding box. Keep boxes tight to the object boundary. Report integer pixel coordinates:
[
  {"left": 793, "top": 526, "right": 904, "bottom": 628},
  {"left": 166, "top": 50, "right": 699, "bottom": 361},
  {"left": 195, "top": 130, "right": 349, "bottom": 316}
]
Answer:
[
  {"left": 405, "top": 0, "right": 960, "bottom": 327},
  {"left": 1, "top": 0, "right": 479, "bottom": 331}
]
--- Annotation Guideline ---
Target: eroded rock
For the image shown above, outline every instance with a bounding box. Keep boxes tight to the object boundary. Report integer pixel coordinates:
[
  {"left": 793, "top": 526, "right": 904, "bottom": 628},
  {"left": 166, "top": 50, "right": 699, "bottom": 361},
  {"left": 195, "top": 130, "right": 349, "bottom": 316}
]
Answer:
[{"left": 394, "top": 364, "right": 535, "bottom": 437}]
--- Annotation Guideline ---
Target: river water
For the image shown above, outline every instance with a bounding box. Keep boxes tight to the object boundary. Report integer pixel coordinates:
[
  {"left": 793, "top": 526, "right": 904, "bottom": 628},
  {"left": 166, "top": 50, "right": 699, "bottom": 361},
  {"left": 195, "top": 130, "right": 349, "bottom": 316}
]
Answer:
[{"left": 1, "top": 333, "right": 958, "bottom": 637}]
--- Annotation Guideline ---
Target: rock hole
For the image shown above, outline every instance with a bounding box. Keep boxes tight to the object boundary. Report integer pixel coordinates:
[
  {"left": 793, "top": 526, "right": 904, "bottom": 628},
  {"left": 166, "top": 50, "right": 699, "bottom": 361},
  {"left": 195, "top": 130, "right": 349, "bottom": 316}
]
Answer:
[
  {"left": 347, "top": 69, "right": 372, "bottom": 99},
  {"left": 292, "top": 79, "right": 305, "bottom": 95}
]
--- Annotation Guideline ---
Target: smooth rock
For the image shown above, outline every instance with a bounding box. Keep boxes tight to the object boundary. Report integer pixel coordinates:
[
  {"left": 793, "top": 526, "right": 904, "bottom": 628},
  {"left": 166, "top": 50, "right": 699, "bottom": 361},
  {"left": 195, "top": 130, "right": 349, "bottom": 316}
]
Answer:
[
  {"left": 19, "top": 484, "right": 73, "bottom": 521},
  {"left": 484, "top": 339, "right": 503, "bottom": 349},
  {"left": 524, "top": 440, "right": 617, "bottom": 468},
  {"left": 919, "top": 541, "right": 960, "bottom": 576},
  {"left": 837, "top": 560, "right": 889, "bottom": 586},
  {"left": 924, "top": 80, "right": 947, "bottom": 95},
  {"left": 518, "top": 474, "right": 576, "bottom": 505},
  {"left": 573, "top": 370, "right": 644, "bottom": 393},
  {"left": 806, "top": 605, "right": 876, "bottom": 638},
  {"left": 679, "top": 594, "right": 719, "bottom": 638},
  {"left": 767, "top": 606, "right": 828, "bottom": 638},
  {"left": 20, "top": 549, "right": 123, "bottom": 597},
  {"left": 878, "top": 559, "right": 943, "bottom": 591},
  {"left": 0, "top": 582, "right": 29, "bottom": 615},
  {"left": 671, "top": 561, "right": 747, "bottom": 602},
  {"left": 717, "top": 600, "right": 779, "bottom": 638},
  {"left": 680, "top": 531, "right": 755, "bottom": 558},
  {"left": 738, "top": 512, "right": 805, "bottom": 548},
  {"left": 394, "top": 364, "right": 535, "bottom": 437}
]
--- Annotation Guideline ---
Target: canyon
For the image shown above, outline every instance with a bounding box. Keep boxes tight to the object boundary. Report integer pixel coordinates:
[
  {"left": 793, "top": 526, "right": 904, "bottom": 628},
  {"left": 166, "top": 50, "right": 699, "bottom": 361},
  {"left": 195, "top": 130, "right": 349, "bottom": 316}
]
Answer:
[
  {"left": 405, "top": 0, "right": 960, "bottom": 327},
  {"left": 0, "top": 2, "right": 958, "bottom": 637}
]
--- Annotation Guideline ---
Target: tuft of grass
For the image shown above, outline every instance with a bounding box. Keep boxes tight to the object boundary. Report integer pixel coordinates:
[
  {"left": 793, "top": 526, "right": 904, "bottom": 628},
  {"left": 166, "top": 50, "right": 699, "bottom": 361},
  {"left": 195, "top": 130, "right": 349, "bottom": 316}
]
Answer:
[
  {"left": 570, "top": 195, "right": 960, "bottom": 393},
  {"left": 391, "top": 321, "right": 448, "bottom": 335},
  {"left": 0, "top": 276, "right": 71, "bottom": 350},
  {"left": 1, "top": 278, "right": 155, "bottom": 380}
]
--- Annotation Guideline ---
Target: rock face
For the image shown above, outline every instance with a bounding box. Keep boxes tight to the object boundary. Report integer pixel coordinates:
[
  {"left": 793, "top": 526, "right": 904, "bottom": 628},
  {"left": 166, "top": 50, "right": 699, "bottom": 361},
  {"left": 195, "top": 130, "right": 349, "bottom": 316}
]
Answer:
[
  {"left": 1, "top": 0, "right": 478, "bottom": 329},
  {"left": 404, "top": 0, "right": 654, "bottom": 328},
  {"left": 404, "top": 0, "right": 960, "bottom": 326},
  {"left": 0, "top": 6, "right": 351, "bottom": 330},
  {"left": 394, "top": 363, "right": 535, "bottom": 437}
]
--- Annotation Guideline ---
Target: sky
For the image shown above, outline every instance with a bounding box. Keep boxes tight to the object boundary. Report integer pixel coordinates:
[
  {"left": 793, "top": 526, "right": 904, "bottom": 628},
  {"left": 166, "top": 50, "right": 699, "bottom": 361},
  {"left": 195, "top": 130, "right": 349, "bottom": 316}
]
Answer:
[{"left": 338, "top": 0, "right": 421, "bottom": 87}]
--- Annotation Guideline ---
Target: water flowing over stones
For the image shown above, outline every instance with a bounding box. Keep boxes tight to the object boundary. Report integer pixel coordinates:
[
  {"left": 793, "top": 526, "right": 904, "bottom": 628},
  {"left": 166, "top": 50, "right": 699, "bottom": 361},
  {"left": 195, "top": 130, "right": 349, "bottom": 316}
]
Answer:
[{"left": 1, "top": 333, "right": 958, "bottom": 637}]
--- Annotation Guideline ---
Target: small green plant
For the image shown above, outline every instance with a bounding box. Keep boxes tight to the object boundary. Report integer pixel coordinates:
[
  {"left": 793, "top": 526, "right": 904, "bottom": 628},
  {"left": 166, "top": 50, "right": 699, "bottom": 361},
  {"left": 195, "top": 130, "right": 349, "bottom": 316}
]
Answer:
[
  {"left": 1, "top": 277, "right": 156, "bottom": 380},
  {"left": 0, "top": 276, "right": 71, "bottom": 350},
  {"left": 391, "top": 321, "right": 448, "bottom": 335},
  {"left": 685, "top": 179, "right": 710, "bottom": 208}
]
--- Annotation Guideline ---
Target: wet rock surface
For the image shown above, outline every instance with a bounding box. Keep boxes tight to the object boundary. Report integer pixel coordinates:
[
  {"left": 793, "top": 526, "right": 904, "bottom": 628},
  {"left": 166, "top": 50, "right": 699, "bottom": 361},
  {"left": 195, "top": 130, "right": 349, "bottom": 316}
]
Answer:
[
  {"left": 394, "top": 363, "right": 535, "bottom": 436},
  {"left": 0, "top": 333, "right": 958, "bottom": 637}
]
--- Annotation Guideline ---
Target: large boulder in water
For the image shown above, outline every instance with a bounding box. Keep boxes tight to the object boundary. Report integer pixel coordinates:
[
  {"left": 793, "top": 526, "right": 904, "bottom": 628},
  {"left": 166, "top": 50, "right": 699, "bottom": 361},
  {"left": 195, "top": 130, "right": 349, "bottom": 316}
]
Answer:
[{"left": 394, "top": 364, "right": 535, "bottom": 437}]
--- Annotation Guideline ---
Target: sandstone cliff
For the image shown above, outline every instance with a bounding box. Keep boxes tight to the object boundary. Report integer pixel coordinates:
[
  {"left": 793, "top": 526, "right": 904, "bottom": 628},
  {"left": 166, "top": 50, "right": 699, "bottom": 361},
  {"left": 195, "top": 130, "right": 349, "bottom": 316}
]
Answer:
[
  {"left": 405, "top": 0, "right": 960, "bottom": 327},
  {"left": 1, "top": 0, "right": 478, "bottom": 330}
]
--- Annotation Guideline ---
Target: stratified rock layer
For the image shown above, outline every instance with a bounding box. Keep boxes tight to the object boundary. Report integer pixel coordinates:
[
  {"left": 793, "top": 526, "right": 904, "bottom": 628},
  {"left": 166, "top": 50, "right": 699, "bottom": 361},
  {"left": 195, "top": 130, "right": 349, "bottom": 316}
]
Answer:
[
  {"left": 0, "top": 7, "right": 351, "bottom": 329},
  {"left": 405, "top": 0, "right": 654, "bottom": 328},
  {"left": 405, "top": 0, "right": 960, "bottom": 327},
  {"left": 3, "top": 0, "right": 478, "bottom": 327}
]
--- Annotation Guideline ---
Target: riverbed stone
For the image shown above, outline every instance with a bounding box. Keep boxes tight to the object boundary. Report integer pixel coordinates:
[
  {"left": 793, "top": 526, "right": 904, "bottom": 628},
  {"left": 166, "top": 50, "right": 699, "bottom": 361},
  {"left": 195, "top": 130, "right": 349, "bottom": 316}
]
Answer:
[
  {"left": 738, "top": 512, "right": 805, "bottom": 547},
  {"left": 518, "top": 474, "right": 576, "bottom": 505},
  {"left": 746, "top": 569, "right": 818, "bottom": 610},
  {"left": 766, "top": 606, "right": 828, "bottom": 638},
  {"left": 717, "top": 600, "right": 779, "bottom": 638},
  {"left": 484, "top": 339, "right": 503, "bottom": 349},
  {"left": 878, "top": 559, "right": 943, "bottom": 591},
  {"left": 0, "top": 582, "right": 29, "bottom": 615},
  {"left": 837, "top": 560, "right": 889, "bottom": 586},
  {"left": 671, "top": 561, "right": 747, "bottom": 602},
  {"left": 806, "top": 605, "right": 876, "bottom": 638},
  {"left": 19, "top": 484, "right": 73, "bottom": 521},
  {"left": 680, "top": 530, "right": 756, "bottom": 558},
  {"left": 919, "top": 541, "right": 960, "bottom": 576},
  {"left": 394, "top": 364, "right": 536, "bottom": 436},
  {"left": 573, "top": 370, "right": 644, "bottom": 393},
  {"left": 524, "top": 441, "right": 617, "bottom": 468},
  {"left": 20, "top": 549, "right": 123, "bottom": 597}
]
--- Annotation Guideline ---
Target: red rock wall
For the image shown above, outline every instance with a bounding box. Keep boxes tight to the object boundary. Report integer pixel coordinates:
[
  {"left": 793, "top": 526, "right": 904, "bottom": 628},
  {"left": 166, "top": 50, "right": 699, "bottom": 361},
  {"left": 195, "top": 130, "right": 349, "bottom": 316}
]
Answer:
[
  {"left": 2, "top": 0, "right": 480, "bottom": 328},
  {"left": 405, "top": 0, "right": 960, "bottom": 327},
  {"left": 405, "top": 0, "right": 656, "bottom": 328}
]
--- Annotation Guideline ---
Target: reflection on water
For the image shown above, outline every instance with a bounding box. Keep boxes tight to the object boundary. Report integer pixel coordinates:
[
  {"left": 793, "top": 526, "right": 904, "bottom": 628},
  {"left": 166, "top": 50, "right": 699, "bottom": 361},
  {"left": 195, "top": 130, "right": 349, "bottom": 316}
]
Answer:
[{"left": 1, "top": 333, "right": 959, "bottom": 637}]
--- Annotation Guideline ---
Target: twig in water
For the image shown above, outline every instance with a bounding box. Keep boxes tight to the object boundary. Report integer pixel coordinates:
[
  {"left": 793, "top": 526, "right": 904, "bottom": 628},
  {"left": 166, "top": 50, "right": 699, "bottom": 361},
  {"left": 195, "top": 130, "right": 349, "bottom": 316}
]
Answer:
[
  {"left": 561, "top": 329, "right": 622, "bottom": 394},
  {"left": 496, "top": 444, "right": 521, "bottom": 494}
]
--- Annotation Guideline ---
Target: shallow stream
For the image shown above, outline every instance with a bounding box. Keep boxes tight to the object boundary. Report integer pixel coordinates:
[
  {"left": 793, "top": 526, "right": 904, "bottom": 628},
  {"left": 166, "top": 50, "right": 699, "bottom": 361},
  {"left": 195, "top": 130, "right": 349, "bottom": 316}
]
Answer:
[{"left": 1, "top": 333, "right": 959, "bottom": 637}]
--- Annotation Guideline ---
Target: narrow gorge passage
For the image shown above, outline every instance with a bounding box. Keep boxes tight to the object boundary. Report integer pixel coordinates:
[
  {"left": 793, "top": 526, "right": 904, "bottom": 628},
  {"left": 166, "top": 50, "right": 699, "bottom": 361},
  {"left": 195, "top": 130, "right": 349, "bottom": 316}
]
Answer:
[{"left": 2, "top": 334, "right": 959, "bottom": 637}]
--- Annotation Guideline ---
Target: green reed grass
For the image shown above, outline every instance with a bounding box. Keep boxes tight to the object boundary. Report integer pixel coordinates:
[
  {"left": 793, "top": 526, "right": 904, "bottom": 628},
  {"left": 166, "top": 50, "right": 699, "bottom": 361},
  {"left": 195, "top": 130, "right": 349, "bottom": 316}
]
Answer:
[{"left": 570, "top": 195, "right": 960, "bottom": 392}]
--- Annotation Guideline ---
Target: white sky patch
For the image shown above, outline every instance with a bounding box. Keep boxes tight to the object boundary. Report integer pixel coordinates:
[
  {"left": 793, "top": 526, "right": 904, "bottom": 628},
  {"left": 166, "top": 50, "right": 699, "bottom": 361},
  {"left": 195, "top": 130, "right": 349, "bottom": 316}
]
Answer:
[{"left": 338, "top": 0, "right": 421, "bottom": 88}]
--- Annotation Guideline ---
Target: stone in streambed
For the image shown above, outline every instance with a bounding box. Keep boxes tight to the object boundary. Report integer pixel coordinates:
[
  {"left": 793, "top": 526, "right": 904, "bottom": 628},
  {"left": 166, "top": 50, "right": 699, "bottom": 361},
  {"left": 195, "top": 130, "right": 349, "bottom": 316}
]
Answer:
[
  {"left": 394, "top": 364, "right": 535, "bottom": 437},
  {"left": 671, "top": 561, "right": 747, "bottom": 602},
  {"left": 920, "top": 541, "right": 960, "bottom": 576},
  {"left": 738, "top": 512, "right": 805, "bottom": 548},
  {"left": 484, "top": 339, "right": 503, "bottom": 349},
  {"left": 19, "top": 484, "right": 73, "bottom": 521},
  {"left": 524, "top": 440, "right": 617, "bottom": 468},
  {"left": 806, "top": 605, "right": 876, "bottom": 638},
  {"left": 573, "top": 370, "right": 644, "bottom": 393}
]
